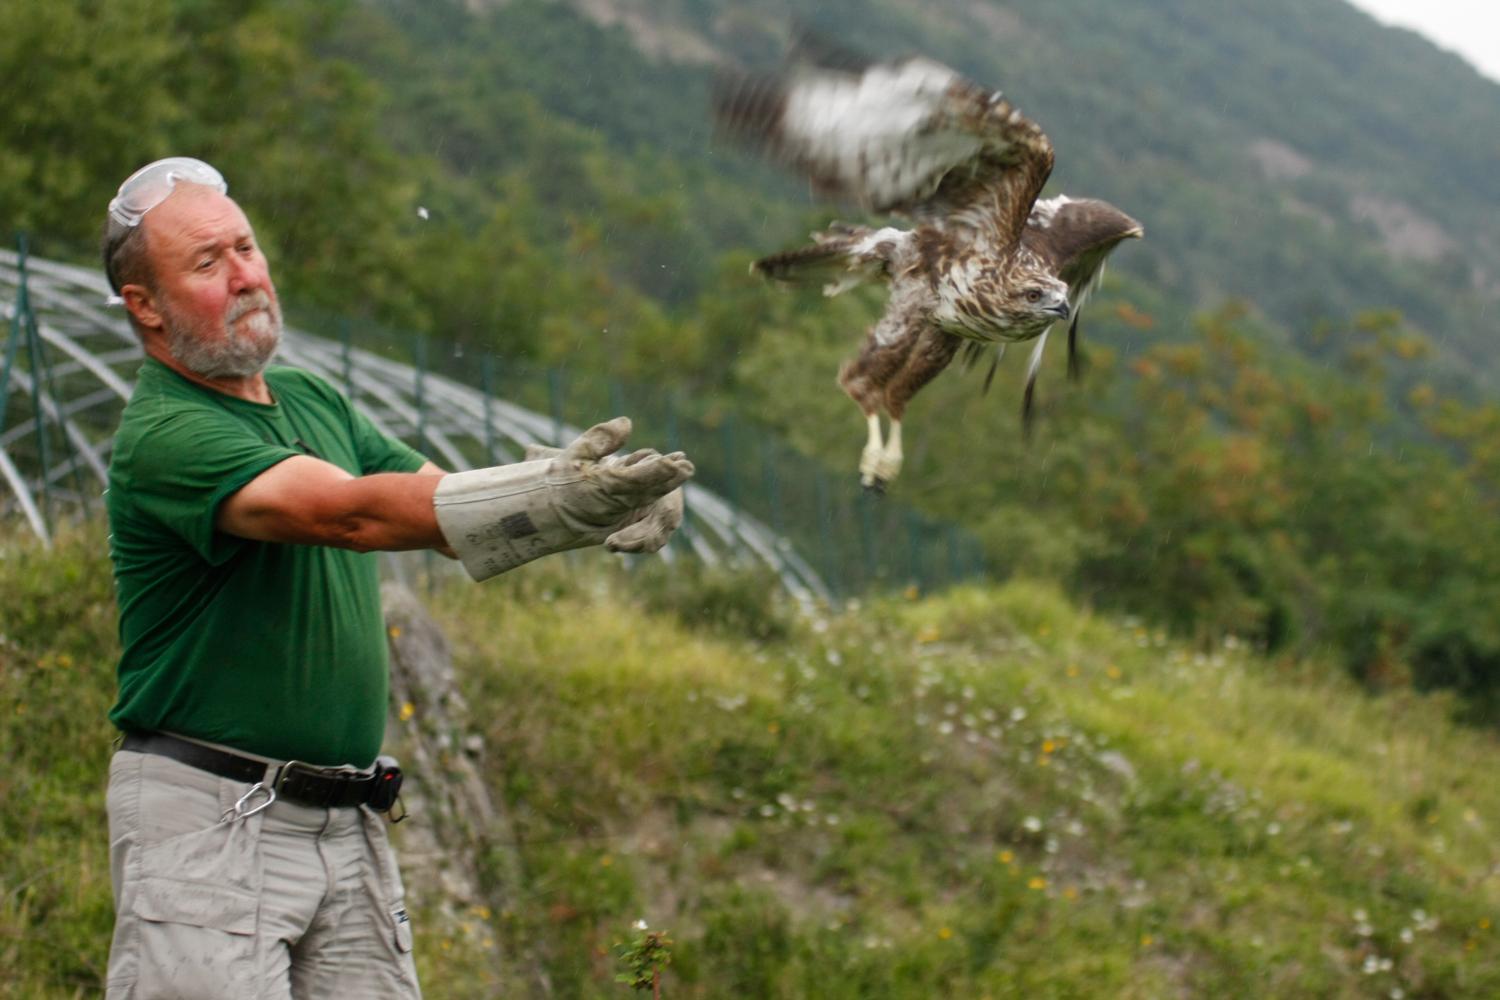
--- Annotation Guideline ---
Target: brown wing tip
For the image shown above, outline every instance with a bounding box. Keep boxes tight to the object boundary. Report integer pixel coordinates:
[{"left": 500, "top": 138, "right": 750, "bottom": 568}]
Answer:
[{"left": 711, "top": 70, "right": 789, "bottom": 151}]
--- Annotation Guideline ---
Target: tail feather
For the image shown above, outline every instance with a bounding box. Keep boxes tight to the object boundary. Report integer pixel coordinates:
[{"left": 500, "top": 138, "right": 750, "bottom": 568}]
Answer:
[
  {"left": 958, "top": 341, "right": 1006, "bottom": 395},
  {"left": 751, "top": 241, "right": 857, "bottom": 282},
  {"left": 751, "top": 225, "right": 896, "bottom": 295}
]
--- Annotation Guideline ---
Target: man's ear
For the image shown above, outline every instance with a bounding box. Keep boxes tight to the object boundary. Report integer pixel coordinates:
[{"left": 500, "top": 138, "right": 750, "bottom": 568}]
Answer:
[{"left": 121, "top": 284, "right": 164, "bottom": 332}]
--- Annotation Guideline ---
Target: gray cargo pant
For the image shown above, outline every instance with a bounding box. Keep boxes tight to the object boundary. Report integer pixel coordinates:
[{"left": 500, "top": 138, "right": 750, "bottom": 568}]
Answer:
[{"left": 106, "top": 747, "right": 422, "bottom": 999}]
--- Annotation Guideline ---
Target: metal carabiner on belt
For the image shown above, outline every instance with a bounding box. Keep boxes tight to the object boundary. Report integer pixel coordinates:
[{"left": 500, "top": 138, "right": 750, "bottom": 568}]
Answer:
[{"left": 221, "top": 781, "right": 276, "bottom": 823}]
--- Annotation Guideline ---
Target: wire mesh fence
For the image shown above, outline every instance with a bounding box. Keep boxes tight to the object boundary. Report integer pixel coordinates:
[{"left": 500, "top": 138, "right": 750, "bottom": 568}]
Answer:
[{"left": 2, "top": 237, "right": 992, "bottom": 602}]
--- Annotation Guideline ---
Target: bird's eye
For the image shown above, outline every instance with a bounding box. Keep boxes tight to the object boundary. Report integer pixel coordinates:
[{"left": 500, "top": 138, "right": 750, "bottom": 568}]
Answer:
[{"left": 1025, "top": 288, "right": 1043, "bottom": 303}]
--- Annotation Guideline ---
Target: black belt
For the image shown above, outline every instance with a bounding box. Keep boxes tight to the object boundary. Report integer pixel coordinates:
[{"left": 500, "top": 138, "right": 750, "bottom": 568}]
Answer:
[{"left": 121, "top": 731, "right": 384, "bottom": 809}]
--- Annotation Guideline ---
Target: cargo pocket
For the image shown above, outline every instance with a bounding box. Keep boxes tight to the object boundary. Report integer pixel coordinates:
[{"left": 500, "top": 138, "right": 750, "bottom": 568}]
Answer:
[
  {"left": 360, "top": 807, "right": 421, "bottom": 993},
  {"left": 124, "top": 813, "right": 263, "bottom": 999}
]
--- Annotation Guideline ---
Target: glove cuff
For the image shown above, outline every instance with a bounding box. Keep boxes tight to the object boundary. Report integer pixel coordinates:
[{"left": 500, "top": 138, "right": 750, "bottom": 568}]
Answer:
[{"left": 433, "top": 460, "right": 593, "bottom": 581}]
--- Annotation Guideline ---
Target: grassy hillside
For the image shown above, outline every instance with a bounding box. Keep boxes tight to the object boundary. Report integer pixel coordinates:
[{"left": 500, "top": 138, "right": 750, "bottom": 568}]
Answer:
[{"left": 4, "top": 526, "right": 1498, "bottom": 997}]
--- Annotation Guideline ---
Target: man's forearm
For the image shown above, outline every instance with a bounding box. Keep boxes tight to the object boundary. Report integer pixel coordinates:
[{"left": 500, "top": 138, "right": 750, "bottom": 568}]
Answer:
[
  {"left": 215, "top": 455, "right": 450, "bottom": 552},
  {"left": 315, "top": 471, "right": 449, "bottom": 553}
]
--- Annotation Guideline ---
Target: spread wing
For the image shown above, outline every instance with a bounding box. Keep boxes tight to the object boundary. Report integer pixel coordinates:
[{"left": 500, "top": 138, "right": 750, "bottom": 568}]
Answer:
[
  {"left": 1021, "top": 196, "right": 1144, "bottom": 379},
  {"left": 713, "top": 55, "right": 1054, "bottom": 248}
]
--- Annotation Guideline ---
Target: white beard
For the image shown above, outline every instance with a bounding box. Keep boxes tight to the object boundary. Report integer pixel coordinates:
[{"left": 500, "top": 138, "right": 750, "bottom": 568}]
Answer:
[{"left": 163, "top": 290, "right": 282, "bottom": 379}]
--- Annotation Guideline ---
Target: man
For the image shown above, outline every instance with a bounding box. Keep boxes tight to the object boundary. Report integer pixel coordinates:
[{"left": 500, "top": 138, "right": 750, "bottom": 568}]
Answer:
[{"left": 99, "top": 157, "right": 692, "bottom": 998}]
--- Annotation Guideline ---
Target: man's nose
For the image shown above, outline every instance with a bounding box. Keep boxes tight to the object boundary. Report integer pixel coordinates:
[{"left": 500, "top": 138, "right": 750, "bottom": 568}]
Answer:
[{"left": 226, "top": 253, "right": 262, "bottom": 293}]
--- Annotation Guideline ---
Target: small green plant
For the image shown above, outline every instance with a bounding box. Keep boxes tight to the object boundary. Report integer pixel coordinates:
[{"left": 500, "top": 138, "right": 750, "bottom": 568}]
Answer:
[{"left": 615, "top": 922, "right": 673, "bottom": 998}]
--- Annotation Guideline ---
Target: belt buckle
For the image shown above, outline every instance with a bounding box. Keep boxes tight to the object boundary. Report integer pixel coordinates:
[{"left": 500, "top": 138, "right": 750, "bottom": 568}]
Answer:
[{"left": 272, "top": 759, "right": 311, "bottom": 799}]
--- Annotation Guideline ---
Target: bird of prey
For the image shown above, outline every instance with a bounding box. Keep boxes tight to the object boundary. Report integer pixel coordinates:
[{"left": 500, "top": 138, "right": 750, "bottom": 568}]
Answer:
[{"left": 714, "top": 45, "right": 1143, "bottom": 491}]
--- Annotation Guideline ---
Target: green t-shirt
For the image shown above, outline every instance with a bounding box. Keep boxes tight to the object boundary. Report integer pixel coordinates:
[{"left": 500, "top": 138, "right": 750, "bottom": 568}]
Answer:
[{"left": 106, "top": 358, "right": 427, "bottom": 766}]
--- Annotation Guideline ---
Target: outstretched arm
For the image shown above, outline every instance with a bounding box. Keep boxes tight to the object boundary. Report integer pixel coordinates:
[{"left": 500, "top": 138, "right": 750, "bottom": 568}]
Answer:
[{"left": 214, "top": 420, "right": 693, "bottom": 578}]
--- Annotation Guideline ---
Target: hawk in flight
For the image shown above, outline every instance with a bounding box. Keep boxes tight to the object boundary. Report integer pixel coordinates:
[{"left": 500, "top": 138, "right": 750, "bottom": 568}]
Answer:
[{"left": 715, "top": 45, "right": 1142, "bottom": 491}]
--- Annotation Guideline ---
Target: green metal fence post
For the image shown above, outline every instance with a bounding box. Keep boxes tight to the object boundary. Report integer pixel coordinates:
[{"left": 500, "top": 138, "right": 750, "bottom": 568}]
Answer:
[
  {"left": 481, "top": 353, "right": 497, "bottom": 465},
  {"left": 340, "top": 317, "right": 354, "bottom": 397},
  {"left": 0, "top": 235, "right": 29, "bottom": 433},
  {"left": 664, "top": 391, "right": 687, "bottom": 551},
  {"left": 946, "top": 525, "right": 961, "bottom": 586},
  {"left": 548, "top": 367, "right": 565, "bottom": 446},
  {"left": 413, "top": 334, "right": 428, "bottom": 455},
  {"left": 16, "top": 235, "right": 55, "bottom": 535},
  {"left": 608, "top": 377, "right": 625, "bottom": 424},
  {"left": 814, "top": 467, "right": 833, "bottom": 594},
  {"left": 761, "top": 435, "right": 784, "bottom": 537},
  {"left": 858, "top": 489, "right": 876, "bottom": 589},
  {"left": 722, "top": 413, "right": 740, "bottom": 539},
  {"left": 906, "top": 511, "right": 922, "bottom": 590}
]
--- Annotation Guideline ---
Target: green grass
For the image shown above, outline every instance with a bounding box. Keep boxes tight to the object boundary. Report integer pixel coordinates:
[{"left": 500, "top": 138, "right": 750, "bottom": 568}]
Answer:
[{"left": 3, "top": 525, "right": 1498, "bottom": 997}]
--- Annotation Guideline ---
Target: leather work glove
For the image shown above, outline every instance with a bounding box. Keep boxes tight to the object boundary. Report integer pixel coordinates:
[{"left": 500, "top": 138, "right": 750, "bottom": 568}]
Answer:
[
  {"left": 433, "top": 417, "right": 693, "bottom": 581},
  {"left": 521, "top": 440, "right": 688, "bottom": 556}
]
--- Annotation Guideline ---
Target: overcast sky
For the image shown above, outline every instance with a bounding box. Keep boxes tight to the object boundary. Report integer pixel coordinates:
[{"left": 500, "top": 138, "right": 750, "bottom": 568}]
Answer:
[{"left": 1344, "top": 0, "right": 1500, "bottom": 83}]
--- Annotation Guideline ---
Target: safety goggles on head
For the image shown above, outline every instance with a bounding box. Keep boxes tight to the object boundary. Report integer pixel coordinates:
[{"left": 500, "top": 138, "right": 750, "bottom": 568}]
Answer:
[{"left": 107, "top": 157, "right": 227, "bottom": 229}]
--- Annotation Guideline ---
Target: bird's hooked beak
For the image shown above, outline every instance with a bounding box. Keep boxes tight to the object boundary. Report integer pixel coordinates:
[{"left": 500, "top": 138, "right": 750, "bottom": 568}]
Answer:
[{"left": 1045, "top": 300, "right": 1071, "bottom": 320}]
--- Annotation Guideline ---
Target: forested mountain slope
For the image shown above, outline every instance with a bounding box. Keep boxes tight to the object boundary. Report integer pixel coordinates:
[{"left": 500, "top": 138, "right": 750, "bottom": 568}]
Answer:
[
  {"left": 495, "top": 0, "right": 1500, "bottom": 389},
  {"left": 6, "top": 0, "right": 1497, "bottom": 387}
]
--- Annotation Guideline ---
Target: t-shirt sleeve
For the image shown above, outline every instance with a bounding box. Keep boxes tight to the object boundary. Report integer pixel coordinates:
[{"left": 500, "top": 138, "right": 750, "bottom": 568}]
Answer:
[
  {"left": 348, "top": 403, "right": 428, "bottom": 475},
  {"left": 287, "top": 367, "right": 427, "bottom": 475},
  {"left": 122, "top": 409, "right": 300, "bottom": 565}
]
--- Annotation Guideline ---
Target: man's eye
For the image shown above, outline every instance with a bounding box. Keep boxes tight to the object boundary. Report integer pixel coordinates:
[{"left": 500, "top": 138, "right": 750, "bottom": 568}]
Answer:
[{"left": 196, "top": 258, "right": 215, "bottom": 271}]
